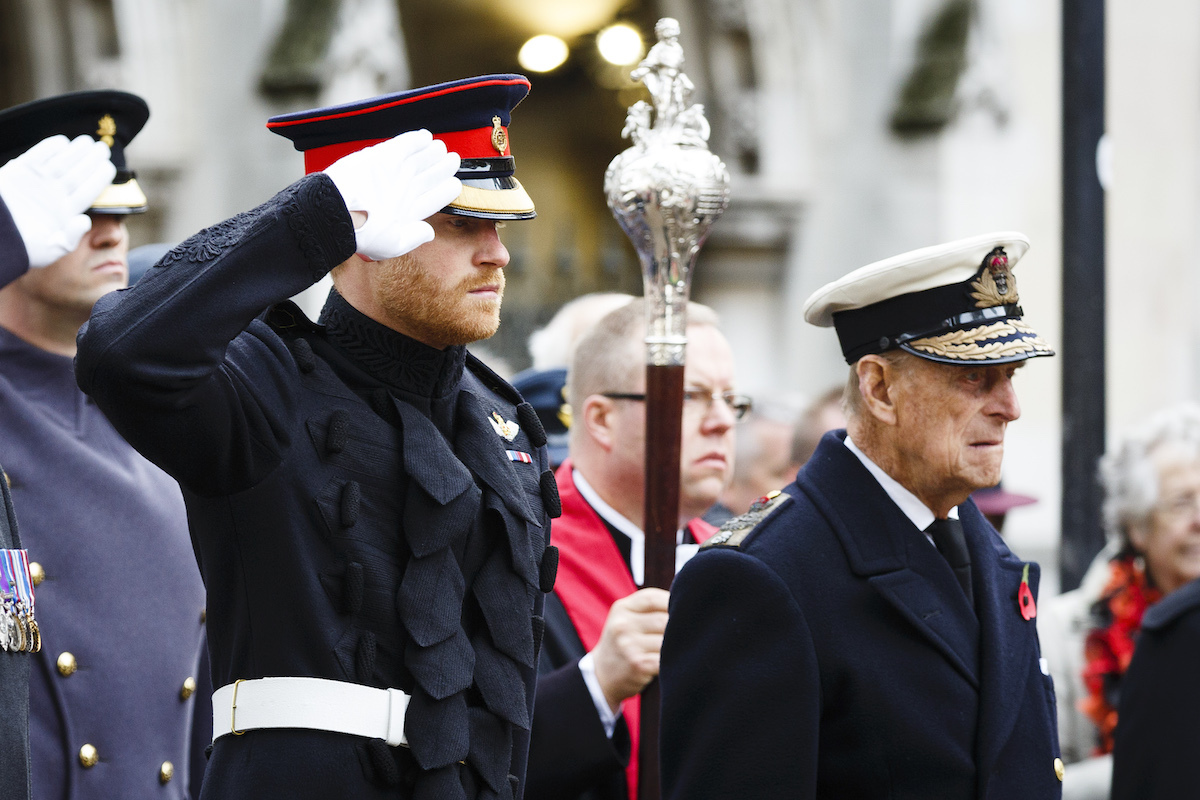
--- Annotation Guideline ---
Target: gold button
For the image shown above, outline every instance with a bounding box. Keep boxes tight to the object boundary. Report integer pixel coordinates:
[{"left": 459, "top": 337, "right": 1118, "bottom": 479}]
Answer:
[
  {"left": 57, "top": 652, "right": 77, "bottom": 677},
  {"left": 1054, "top": 757, "right": 1065, "bottom": 781},
  {"left": 180, "top": 677, "right": 196, "bottom": 700},
  {"left": 199, "top": 607, "right": 206, "bottom": 624},
  {"left": 29, "top": 562, "right": 44, "bottom": 587},
  {"left": 79, "top": 743, "right": 98, "bottom": 768},
  {"left": 159, "top": 761, "right": 174, "bottom": 784}
]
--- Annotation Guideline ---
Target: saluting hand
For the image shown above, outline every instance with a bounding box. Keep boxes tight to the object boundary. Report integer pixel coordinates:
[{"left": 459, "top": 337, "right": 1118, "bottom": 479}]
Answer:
[
  {"left": 323, "top": 129, "right": 462, "bottom": 262},
  {"left": 591, "top": 587, "right": 671, "bottom": 713},
  {"left": 0, "top": 134, "right": 115, "bottom": 268}
]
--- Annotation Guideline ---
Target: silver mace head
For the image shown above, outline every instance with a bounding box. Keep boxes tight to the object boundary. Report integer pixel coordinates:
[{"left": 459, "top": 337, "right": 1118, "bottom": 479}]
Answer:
[{"left": 604, "top": 17, "right": 731, "bottom": 366}]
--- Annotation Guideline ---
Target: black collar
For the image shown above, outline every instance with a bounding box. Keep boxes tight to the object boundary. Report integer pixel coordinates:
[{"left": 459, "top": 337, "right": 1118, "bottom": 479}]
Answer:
[{"left": 319, "top": 289, "right": 466, "bottom": 400}]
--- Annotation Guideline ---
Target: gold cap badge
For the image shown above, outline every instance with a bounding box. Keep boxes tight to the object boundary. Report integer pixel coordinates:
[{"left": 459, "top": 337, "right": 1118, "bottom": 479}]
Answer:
[
  {"left": 96, "top": 114, "right": 116, "bottom": 147},
  {"left": 491, "top": 116, "right": 508, "bottom": 154},
  {"left": 970, "top": 246, "right": 1020, "bottom": 308}
]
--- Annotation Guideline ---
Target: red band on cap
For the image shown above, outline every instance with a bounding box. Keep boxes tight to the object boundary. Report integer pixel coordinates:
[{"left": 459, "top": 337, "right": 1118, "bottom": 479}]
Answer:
[
  {"left": 303, "top": 126, "right": 510, "bottom": 173},
  {"left": 304, "top": 138, "right": 388, "bottom": 173}
]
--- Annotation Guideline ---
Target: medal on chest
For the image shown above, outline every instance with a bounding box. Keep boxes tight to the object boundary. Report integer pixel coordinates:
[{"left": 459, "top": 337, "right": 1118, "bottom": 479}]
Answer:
[{"left": 0, "top": 549, "right": 39, "bottom": 652}]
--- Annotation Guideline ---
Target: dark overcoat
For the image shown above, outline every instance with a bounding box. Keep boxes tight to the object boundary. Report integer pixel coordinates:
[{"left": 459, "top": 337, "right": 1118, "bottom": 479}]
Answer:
[
  {"left": 1111, "top": 576, "right": 1200, "bottom": 800},
  {"left": 529, "top": 463, "right": 715, "bottom": 800},
  {"left": 528, "top": 464, "right": 633, "bottom": 800},
  {"left": 660, "top": 431, "right": 1062, "bottom": 799},
  {"left": 0, "top": 196, "right": 34, "bottom": 800},
  {"left": 75, "top": 174, "right": 558, "bottom": 800}
]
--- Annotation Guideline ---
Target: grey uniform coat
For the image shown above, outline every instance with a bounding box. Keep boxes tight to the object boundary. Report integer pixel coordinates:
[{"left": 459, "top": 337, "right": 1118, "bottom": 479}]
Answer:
[
  {"left": 0, "top": 196, "right": 33, "bottom": 800},
  {"left": 75, "top": 174, "right": 559, "bottom": 800},
  {"left": 0, "top": 326, "right": 208, "bottom": 800}
]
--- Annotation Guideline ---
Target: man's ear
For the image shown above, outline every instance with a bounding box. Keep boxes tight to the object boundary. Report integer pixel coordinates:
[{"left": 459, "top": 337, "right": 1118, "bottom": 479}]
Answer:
[
  {"left": 580, "top": 394, "right": 618, "bottom": 452},
  {"left": 857, "top": 355, "right": 900, "bottom": 426}
]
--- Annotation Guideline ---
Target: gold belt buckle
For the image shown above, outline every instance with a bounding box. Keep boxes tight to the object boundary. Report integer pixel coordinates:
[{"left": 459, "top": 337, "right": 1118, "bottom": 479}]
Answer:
[{"left": 231, "top": 679, "right": 247, "bottom": 735}]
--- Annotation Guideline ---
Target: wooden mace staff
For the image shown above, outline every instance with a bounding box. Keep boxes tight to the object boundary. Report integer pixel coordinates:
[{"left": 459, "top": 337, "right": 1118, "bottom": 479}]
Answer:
[{"left": 603, "top": 17, "right": 731, "bottom": 800}]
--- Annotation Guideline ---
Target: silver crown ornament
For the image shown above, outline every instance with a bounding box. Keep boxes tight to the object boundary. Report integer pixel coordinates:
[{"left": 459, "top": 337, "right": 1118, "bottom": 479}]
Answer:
[{"left": 604, "top": 17, "right": 731, "bottom": 366}]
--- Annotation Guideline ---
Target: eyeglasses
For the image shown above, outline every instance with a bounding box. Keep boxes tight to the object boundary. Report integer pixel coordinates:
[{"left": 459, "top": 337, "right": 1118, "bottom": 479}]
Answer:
[
  {"left": 601, "top": 389, "right": 753, "bottom": 421},
  {"left": 1155, "top": 491, "right": 1200, "bottom": 521}
]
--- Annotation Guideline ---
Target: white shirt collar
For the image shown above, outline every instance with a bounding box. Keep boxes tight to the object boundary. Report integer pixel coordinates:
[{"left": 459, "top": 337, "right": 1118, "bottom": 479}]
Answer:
[
  {"left": 842, "top": 435, "right": 957, "bottom": 532},
  {"left": 573, "top": 469, "right": 646, "bottom": 585}
]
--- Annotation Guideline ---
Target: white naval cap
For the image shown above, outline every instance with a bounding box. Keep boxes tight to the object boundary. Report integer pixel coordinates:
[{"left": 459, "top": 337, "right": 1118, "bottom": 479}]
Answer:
[{"left": 803, "top": 231, "right": 1053, "bottom": 365}]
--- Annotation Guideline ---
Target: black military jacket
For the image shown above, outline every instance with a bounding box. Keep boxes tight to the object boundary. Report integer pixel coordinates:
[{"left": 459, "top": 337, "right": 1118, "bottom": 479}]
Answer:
[
  {"left": 76, "top": 174, "right": 559, "bottom": 800},
  {"left": 1111, "top": 576, "right": 1200, "bottom": 800}
]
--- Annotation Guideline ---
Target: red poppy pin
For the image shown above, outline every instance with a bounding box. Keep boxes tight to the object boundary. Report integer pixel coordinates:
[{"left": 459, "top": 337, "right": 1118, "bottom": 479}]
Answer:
[{"left": 1018, "top": 563, "right": 1037, "bottom": 620}]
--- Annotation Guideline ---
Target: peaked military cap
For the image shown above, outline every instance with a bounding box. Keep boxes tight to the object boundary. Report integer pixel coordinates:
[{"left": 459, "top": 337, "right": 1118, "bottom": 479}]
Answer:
[
  {"left": 803, "top": 231, "right": 1054, "bottom": 365},
  {"left": 0, "top": 90, "right": 149, "bottom": 214},
  {"left": 267, "top": 74, "right": 535, "bottom": 220}
]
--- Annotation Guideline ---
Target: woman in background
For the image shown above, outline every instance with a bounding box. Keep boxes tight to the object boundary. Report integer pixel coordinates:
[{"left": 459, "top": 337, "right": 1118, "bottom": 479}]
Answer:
[{"left": 1041, "top": 402, "right": 1200, "bottom": 800}]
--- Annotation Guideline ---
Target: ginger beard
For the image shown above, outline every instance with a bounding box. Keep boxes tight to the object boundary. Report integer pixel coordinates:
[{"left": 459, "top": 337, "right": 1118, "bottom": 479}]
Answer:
[{"left": 374, "top": 250, "right": 506, "bottom": 348}]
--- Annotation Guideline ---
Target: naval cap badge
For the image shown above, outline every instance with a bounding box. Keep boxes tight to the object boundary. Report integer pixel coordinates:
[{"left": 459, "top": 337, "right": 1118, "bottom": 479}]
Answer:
[
  {"left": 969, "top": 246, "right": 1020, "bottom": 309},
  {"left": 489, "top": 411, "right": 519, "bottom": 442}
]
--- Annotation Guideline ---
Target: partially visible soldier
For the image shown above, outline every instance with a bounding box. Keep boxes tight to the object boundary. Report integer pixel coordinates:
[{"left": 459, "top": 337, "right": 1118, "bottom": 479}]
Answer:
[
  {"left": 528, "top": 299, "right": 745, "bottom": 800},
  {"left": 0, "top": 91, "right": 209, "bottom": 800},
  {"left": 0, "top": 121, "right": 115, "bottom": 800}
]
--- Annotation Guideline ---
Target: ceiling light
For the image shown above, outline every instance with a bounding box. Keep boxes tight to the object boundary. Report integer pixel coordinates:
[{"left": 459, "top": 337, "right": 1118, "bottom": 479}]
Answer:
[
  {"left": 597, "top": 24, "right": 644, "bottom": 66},
  {"left": 519, "top": 35, "right": 569, "bottom": 73}
]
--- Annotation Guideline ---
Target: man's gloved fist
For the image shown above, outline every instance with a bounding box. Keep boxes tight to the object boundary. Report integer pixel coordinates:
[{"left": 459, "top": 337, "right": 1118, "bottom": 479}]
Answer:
[
  {"left": 323, "top": 130, "right": 462, "bottom": 262},
  {"left": 0, "top": 134, "right": 116, "bottom": 268}
]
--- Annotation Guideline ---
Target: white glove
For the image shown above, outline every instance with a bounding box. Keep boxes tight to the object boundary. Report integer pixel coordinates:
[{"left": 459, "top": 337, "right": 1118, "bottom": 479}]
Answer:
[
  {"left": 323, "top": 129, "right": 462, "bottom": 261},
  {"left": 0, "top": 134, "right": 116, "bottom": 268}
]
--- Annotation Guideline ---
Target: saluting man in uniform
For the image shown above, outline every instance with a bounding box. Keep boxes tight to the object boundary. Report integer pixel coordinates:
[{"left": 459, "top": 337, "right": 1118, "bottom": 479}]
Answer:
[
  {"left": 660, "top": 233, "right": 1064, "bottom": 799},
  {"left": 0, "top": 92, "right": 209, "bottom": 800},
  {"left": 0, "top": 123, "right": 114, "bottom": 800},
  {"left": 76, "top": 75, "right": 559, "bottom": 800}
]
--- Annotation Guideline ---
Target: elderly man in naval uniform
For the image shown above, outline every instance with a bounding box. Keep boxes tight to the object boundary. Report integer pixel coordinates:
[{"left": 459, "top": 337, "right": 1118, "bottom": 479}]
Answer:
[
  {"left": 76, "top": 75, "right": 559, "bottom": 800},
  {"left": 660, "top": 232, "right": 1064, "bottom": 799}
]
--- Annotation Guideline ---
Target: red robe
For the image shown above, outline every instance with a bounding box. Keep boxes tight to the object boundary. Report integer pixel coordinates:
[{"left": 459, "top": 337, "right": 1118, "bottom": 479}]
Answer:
[{"left": 551, "top": 460, "right": 716, "bottom": 799}]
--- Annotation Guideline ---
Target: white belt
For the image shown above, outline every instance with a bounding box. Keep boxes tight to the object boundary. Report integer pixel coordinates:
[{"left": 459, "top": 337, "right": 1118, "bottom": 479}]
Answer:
[{"left": 211, "top": 677, "right": 410, "bottom": 747}]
